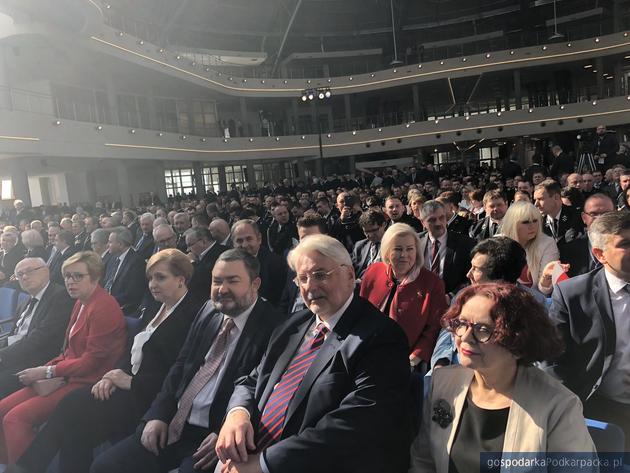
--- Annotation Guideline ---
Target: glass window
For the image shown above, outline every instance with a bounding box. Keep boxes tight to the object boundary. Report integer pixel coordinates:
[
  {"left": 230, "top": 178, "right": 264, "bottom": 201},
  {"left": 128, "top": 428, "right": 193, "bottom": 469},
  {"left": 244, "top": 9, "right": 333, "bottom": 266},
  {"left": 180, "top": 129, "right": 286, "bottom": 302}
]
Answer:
[
  {"left": 1, "top": 179, "right": 12, "bottom": 200},
  {"left": 202, "top": 166, "right": 220, "bottom": 194},
  {"left": 164, "top": 168, "right": 195, "bottom": 197}
]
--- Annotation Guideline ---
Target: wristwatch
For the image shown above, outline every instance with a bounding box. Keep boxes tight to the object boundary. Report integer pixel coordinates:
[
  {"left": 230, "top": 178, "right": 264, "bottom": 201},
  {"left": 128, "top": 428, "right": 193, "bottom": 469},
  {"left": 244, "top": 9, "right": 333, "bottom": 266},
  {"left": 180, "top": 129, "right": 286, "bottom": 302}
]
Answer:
[{"left": 45, "top": 366, "right": 54, "bottom": 379}]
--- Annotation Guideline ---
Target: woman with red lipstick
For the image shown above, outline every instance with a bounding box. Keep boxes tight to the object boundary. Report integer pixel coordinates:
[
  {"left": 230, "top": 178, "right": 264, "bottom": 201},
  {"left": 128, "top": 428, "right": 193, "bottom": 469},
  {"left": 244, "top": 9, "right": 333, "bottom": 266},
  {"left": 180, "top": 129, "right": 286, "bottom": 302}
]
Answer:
[
  {"left": 409, "top": 283, "right": 597, "bottom": 473},
  {"left": 499, "top": 201, "right": 559, "bottom": 295}
]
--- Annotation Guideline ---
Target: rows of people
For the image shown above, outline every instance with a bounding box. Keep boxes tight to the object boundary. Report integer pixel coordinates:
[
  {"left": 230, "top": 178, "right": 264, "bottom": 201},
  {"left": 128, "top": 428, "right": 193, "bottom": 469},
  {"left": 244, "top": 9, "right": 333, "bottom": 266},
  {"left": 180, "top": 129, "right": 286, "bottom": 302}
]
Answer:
[{"left": 0, "top": 156, "right": 628, "bottom": 472}]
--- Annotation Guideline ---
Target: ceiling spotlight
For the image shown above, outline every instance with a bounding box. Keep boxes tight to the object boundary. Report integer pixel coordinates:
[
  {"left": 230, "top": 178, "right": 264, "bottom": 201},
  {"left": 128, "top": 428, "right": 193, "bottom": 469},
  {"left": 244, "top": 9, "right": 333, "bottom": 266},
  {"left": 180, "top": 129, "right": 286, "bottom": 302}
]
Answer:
[
  {"left": 418, "top": 64, "right": 422, "bottom": 68},
  {"left": 324, "top": 89, "right": 332, "bottom": 98},
  {"left": 393, "top": 69, "right": 397, "bottom": 73},
  {"left": 542, "top": 46, "right": 548, "bottom": 51},
  {"left": 349, "top": 77, "right": 353, "bottom": 81},
  {"left": 627, "top": 96, "right": 630, "bottom": 100},
  {"left": 249, "top": 138, "right": 254, "bottom": 142},
  {"left": 242, "top": 79, "right": 247, "bottom": 83},
  {"left": 595, "top": 38, "right": 600, "bottom": 43},
  {"left": 301, "top": 95, "right": 308, "bottom": 102},
  {"left": 180, "top": 135, "right": 187, "bottom": 140},
  {"left": 301, "top": 135, "right": 306, "bottom": 140},
  {"left": 105, "top": 3, "right": 111, "bottom": 8},
  {"left": 200, "top": 138, "right": 207, "bottom": 142},
  {"left": 378, "top": 128, "right": 382, "bottom": 132},
  {"left": 465, "top": 115, "right": 470, "bottom": 120},
  {"left": 370, "top": 73, "right": 375, "bottom": 78},
  {"left": 223, "top": 138, "right": 228, "bottom": 143},
  {"left": 175, "top": 55, "right": 181, "bottom": 60},
  {"left": 261, "top": 80, "right": 265, "bottom": 84},
  {"left": 158, "top": 48, "right": 164, "bottom": 53},
  {"left": 497, "top": 111, "right": 502, "bottom": 116},
  {"left": 440, "top": 61, "right": 444, "bottom": 65},
  {"left": 138, "top": 40, "right": 144, "bottom": 45},
  {"left": 327, "top": 79, "right": 332, "bottom": 83},
  {"left": 275, "top": 137, "right": 280, "bottom": 141},
  {"left": 117, "top": 31, "right": 123, "bottom": 37},
  {"left": 307, "top": 92, "right": 314, "bottom": 100},
  {"left": 307, "top": 80, "right": 312, "bottom": 84},
  {"left": 567, "top": 43, "right": 572, "bottom": 47},
  {"left": 434, "top": 119, "right": 439, "bottom": 124},
  {"left": 95, "top": 125, "right": 103, "bottom": 131},
  {"left": 130, "top": 129, "right": 136, "bottom": 134},
  {"left": 592, "top": 100, "right": 598, "bottom": 105},
  {"left": 283, "top": 80, "right": 288, "bottom": 84},
  {"left": 205, "top": 67, "right": 210, "bottom": 72},
  {"left": 352, "top": 130, "right": 357, "bottom": 135},
  {"left": 560, "top": 105, "right": 565, "bottom": 110},
  {"left": 54, "top": 120, "right": 61, "bottom": 125},
  {"left": 405, "top": 123, "right": 410, "bottom": 128},
  {"left": 157, "top": 132, "right": 163, "bottom": 137},
  {"left": 485, "top": 53, "right": 491, "bottom": 58},
  {"left": 318, "top": 91, "right": 325, "bottom": 100},
  {"left": 625, "top": 32, "right": 629, "bottom": 37},
  {"left": 327, "top": 134, "right": 332, "bottom": 138},
  {"left": 509, "top": 50, "right": 515, "bottom": 55},
  {"left": 528, "top": 108, "right": 534, "bottom": 113},
  {"left": 462, "top": 58, "right": 467, "bottom": 62}
]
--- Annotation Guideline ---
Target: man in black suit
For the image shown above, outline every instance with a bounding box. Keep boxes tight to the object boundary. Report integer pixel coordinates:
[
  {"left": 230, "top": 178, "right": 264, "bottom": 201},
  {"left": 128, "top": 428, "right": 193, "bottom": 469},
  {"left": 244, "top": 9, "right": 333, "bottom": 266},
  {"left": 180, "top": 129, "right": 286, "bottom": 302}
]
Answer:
[
  {"left": 185, "top": 227, "right": 227, "bottom": 300},
  {"left": 592, "top": 125, "right": 619, "bottom": 169},
  {"left": 534, "top": 179, "right": 584, "bottom": 248},
  {"left": 314, "top": 198, "right": 338, "bottom": 234},
  {"left": 0, "top": 258, "right": 73, "bottom": 397},
  {"left": 215, "top": 235, "right": 412, "bottom": 473},
  {"left": 266, "top": 205, "right": 298, "bottom": 256},
  {"left": 71, "top": 219, "right": 90, "bottom": 251},
  {"left": 351, "top": 209, "right": 387, "bottom": 279},
  {"left": 123, "top": 210, "right": 141, "bottom": 241},
  {"left": 549, "top": 145, "right": 574, "bottom": 180},
  {"left": 560, "top": 193, "right": 614, "bottom": 277},
  {"left": 0, "top": 231, "right": 24, "bottom": 285},
  {"left": 418, "top": 200, "right": 474, "bottom": 298},
  {"left": 134, "top": 213, "right": 155, "bottom": 261},
  {"left": 174, "top": 212, "right": 191, "bottom": 253},
  {"left": 232, "top": 220, "right": 287, "bottom": 305},
  {"left": 90, "top": 249, "right": 285, "bottom": 473},
  {"left": 469, "top": 190, "right": 508, "bottom": 242},
  {"left": 384, "top": 196, "right": 422, "bottom": 232},
  {"left": 544, "top": 211, "right": 630, "bottom": 448},
  {"left": 104, "top": 227, "right": 146, "bottom": 316},
  {"left": 46, "top": 230, "right": 76, "bottom": 285},
  {"left": 436, "top": 191, "right": 472, "bottom": 236}
]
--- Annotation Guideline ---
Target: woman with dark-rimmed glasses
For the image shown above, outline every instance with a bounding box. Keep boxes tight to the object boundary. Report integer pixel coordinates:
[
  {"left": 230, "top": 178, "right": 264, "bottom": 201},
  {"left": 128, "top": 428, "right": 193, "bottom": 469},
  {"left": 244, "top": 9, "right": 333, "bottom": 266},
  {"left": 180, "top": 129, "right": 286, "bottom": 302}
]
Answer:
[{"left": 409, "top": 282, "right": 597, "bottom": 473}]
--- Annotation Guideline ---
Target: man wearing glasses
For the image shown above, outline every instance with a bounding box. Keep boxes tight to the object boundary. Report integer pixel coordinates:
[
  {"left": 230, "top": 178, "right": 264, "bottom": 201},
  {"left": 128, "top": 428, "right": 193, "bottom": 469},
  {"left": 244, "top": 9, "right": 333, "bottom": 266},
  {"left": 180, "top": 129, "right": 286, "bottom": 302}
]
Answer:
[
  {"left": 0, "top": 258, "right": 73, "bottom": 397},
  {"left": 215, "top": 234, "right": 412, "bottom": 473}
]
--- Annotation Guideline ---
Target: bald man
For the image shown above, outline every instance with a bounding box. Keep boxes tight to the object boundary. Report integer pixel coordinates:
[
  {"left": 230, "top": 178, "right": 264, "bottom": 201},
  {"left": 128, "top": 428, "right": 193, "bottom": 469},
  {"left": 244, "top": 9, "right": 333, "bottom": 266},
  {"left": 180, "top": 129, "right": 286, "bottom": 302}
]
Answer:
[
  {"left": 0, "top": 258, "right": 73, "bottom": 397},
  {"left": 209, "top": 219, "right": 232, "bottom": 248}
]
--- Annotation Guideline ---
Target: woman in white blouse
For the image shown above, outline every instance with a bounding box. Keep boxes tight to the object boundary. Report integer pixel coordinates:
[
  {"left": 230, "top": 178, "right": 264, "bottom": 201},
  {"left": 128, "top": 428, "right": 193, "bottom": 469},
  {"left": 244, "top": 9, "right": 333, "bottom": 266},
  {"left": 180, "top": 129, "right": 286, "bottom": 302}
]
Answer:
[{"left": 12, "top": 249, "right": 205, "bottom": 473}]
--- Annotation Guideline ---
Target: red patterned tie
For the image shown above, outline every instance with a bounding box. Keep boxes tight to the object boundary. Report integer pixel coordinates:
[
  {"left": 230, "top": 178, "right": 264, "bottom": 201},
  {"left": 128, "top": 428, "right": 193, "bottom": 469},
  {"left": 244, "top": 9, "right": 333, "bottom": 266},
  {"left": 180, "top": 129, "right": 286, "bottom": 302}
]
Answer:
[
  {"left": 257, "top": 323, "right": 329, "bottom": 450},
  {"left": 167, "top": 317, "right": 235, "bottom": 444}
]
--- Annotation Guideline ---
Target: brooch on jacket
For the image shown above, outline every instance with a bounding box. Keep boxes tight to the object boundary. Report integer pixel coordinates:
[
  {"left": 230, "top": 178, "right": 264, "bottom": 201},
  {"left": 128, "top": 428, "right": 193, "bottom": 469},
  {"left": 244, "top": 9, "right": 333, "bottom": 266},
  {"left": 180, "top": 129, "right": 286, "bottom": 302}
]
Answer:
[{"left": 432, "top": 399, "right": 453, "bottom": 428}]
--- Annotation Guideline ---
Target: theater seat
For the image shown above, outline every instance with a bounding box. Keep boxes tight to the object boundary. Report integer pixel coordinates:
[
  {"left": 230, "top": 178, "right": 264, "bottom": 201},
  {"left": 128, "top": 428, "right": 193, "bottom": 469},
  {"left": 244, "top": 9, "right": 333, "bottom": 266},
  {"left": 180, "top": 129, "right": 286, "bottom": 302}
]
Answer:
[
  {"left": 585, "top": 418, "right": 625, "bottom": 453},
  {"left": 0, "top": 287, "right": 20, "bottom": 333}
]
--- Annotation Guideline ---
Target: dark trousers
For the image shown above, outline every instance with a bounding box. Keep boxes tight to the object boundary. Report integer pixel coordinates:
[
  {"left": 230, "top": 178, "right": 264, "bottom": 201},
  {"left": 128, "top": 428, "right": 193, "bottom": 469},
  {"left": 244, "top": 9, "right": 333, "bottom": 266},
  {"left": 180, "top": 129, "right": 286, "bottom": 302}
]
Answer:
[
  {"left": 0, "top": 369, "right": 23, "bottom": 399},
  {"left": 18, "top": 386, "right": 141, "bottom": 473},
  {"left": 584, "top": 394, "right": 630, "bottom": 451},
  {"left": 90, "top": 423, "right": 209, "bottom": 473}
]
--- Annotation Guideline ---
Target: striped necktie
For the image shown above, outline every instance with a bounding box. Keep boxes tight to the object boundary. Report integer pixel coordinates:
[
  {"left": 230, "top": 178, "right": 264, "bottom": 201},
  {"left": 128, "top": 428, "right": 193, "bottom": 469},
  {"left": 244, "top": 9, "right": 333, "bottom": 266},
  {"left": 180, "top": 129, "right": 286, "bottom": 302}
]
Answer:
[
  {"left": 430, "top": 239, "right": 441, "bottom": 274},
  {"left": 257, "top": 323, "right": 329, "bottom": 450}
]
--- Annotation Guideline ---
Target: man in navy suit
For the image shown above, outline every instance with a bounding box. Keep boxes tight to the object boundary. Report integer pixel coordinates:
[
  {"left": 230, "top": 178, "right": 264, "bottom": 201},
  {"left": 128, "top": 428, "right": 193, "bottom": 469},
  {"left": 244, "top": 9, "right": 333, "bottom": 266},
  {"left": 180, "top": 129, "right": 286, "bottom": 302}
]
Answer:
[
  {"left": 351, "top": 209, "right": 386, "bottom": 280},
  {"left": 104, "top": 227, "right": 146, "bottom": 316},
  {"left": 216, "top": 235, "right": 412, "bottom": 473},
  {"left": 134, "top": 213, "right": 156, "bottom": 261},
  {"left": 46, "top": 230, "right": 76, "bottom": 285},
  {"left": 91, "top": 249, "right": 284, "bottom": 473},
  {"left": 544, "top": 211, "right": 630, "bottom": 448},
  {"left": 185, "top": 227, "right": 227, "bottom": 300}
]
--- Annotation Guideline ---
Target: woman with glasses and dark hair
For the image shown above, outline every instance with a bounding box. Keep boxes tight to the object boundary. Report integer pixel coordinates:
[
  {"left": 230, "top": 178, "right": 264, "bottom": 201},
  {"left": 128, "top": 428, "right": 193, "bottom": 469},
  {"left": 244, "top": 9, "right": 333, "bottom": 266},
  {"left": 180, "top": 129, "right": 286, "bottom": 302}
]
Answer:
[
  {"left": 409, "top": 282, "right": 596, "bottom": 473},
  {"left": 12, "top": 249, "right": 206, "bottom": 473},
  {"left": 0, "top": 251, "right": 126, "bottom": 467},
  {"left": 360, "top": 223, "right": 447, "bottom": 370}
]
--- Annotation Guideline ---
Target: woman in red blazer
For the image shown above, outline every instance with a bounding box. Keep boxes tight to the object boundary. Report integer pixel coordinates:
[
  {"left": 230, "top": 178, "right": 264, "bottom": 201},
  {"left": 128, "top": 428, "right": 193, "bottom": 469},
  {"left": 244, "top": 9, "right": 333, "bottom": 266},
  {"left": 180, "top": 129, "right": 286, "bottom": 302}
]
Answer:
[
  {"left": 0, "top": 251, "right": 126, "bottom": 464},
  {"left": 360, "top": 223, "right": 447, "bottom": 368}
]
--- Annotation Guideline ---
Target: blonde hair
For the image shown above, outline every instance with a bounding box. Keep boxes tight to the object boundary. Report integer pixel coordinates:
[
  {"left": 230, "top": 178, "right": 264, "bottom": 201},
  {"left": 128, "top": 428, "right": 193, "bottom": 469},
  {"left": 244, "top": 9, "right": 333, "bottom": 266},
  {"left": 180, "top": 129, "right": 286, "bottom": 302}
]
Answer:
[
  {"left": 380, "top": 223, "right": 425, "bottom": 269},
  {"left": 146, "top": 248, "right": 194, "bottom": 285},
  {"left": 500, "top": 201, "right": 546, "bottom": 283},
  {"left": 62, "top": 251, "right": 104, "bottom": 281}
]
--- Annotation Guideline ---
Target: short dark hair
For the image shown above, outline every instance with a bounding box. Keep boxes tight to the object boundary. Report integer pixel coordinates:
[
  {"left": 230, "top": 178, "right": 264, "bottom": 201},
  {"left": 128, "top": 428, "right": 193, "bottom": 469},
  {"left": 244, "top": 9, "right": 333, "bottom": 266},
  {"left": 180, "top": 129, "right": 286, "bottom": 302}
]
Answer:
[
  {"left": 470, "top": 236, "right": 526, "bottom": 283},
  {"left": 191, "top": 213, "right": 210, "bottom": 227},
  {"left": 535, "top": 179, "right": 562, "bottom": 197},
  {"left": 561, "top": 187, "right": 584, "bottom": 208},
  {"left": 436, "top": 191, "right": 461, "bottom": 207},
  {"left": 57, "top": 230, "right": 75, "bottom": 247},
  {"left": 443, "top": 282, "right": 564, "bottom": 363},
  {"left": 216, "top": 248, "right": 260, "bottom": 281},
  {"left": 358, "top": 209, "right": 386, "bottom": 228},
  {"left": 186, "top": 226, "right": 212, "bottom": 242},
  {"left": 297, "top": 214, "right": 327, "bottom": 234}
]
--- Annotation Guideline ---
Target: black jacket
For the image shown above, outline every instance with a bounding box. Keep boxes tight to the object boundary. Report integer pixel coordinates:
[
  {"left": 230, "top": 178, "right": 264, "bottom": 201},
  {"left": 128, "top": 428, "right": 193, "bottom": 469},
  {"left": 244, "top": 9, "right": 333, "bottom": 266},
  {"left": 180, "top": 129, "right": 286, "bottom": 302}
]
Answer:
[
  {"left": 419, "top": 231, "right": 475, "bottom": 295},
  {"left": 267, "top": 221, "right": 298, "bottom": 256},
  {"left": 541, "top": 204, "right": 584, "bottom": 247},
  {"left": 188, "top": 243, "right": 227, "bottom": 301},
  {"left": 0, "top": 246, "right": 25, "bottom": 283},
  {"left": 257, "top": 247, "right": 288, "bottom": 305},
  {"left": 107, "top": 248, "right": 147, "bottom": 316},
  {"left": 559, "top": 235, "right": 601, "bottom": 278},
  {"left": 48, "top": 246, "right": 78, "bottom": 286}
]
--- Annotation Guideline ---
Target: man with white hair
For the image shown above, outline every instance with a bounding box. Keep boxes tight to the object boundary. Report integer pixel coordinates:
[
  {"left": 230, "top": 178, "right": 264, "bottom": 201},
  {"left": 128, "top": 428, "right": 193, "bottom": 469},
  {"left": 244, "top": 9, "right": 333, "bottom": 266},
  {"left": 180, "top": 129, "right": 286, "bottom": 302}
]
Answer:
[
  {"left": 13, "top": 199, "right": 34, "bottom": 225},
  {"left": 134, "top": 213, "right": 155, "bottom": 260},
  {"left": 216, "top": 235, "right": 412, "bottom": 473},
  {"left": 0, "top": 258, "right": 73, "bottom": 397},
  {"left": 0, "top": 230, "right": 24, "bottom": 284}
]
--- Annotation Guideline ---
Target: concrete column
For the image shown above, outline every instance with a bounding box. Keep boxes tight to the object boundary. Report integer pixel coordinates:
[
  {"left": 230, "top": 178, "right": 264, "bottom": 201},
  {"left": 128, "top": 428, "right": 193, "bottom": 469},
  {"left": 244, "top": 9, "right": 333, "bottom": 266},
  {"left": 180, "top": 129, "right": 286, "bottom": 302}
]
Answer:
[
  {"left": 347, "top": 155, "right": 356, "bottom": 175},
  {"left": 412, "top": 84, "right": 420, "bottom": 120},
  {"left": 0, "top": 46, "right": 12, "bottom": 110},
  {"left": 614, "top": 63, "right": 623, "bottom": 97},
  {"left": 596, "top": 57, "right": 605, "bottom": 99},
  {"left": 314, "top": 157, "right": 323, "bottom": 177},
  {"left": 296, "top": 157, "right": 306, "bottom": 180},
  {"left": 344, "top": 95, "right": 352, "bottom": 131},
  {"left": 104, "top": 73, "right": 119, "bottom": 126},
  {"left": 85, "top": 171, "right": 98, "bottom": 203},
  {"left": 192, "top": 161, "right": 205, "bottom": 196},
  {"left": 291, "top": 99, "right": 299, "bottom": 134},
  {"left": 8, "top": 158, "right": 31, "bottom": 206},
  {"left": 115, "top": 161, "right": 133, "bottom": 208},
  {"left": 239, "top": 98, "right": 251, "bottom": 136},
  {"left": 246, "top": 162, "right": 257, "bottom": 187},
  {"left": 513, "top": 70, "right": 522, "bottom": 109},
  {"left": 154, "top": 161, "right": 168, "bottom": 204},
  {"left": 218, "top": 165, "right": 227, "bottom": 192}
]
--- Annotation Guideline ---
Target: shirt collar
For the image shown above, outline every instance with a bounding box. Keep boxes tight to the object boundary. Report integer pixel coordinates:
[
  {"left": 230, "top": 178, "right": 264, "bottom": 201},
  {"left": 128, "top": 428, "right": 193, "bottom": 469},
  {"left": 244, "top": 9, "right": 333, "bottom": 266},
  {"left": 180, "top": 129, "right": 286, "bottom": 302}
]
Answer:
[
  {"left": 428, "top": 231, "right": 448, "bottom": 247},
  {"left": 224, "top": 298, "right": 257, "bottom": 332},
  {"left": 315, "top": 293, "right": 353, "bottom": 332},
  {"left": 604, "top": 268, "right": 630, "bottom": 294},
  {"left": 199, "top": 242, "right": 215, "bottom": 260},
  {"left": 163, "top": 290, "right": 188, "bottom": 317},
  {"left": 117, "top": 247, "right": 131, "bottom": 263},
  {"left": 32, "top": 282, "right": 50, "bottom": 301}
]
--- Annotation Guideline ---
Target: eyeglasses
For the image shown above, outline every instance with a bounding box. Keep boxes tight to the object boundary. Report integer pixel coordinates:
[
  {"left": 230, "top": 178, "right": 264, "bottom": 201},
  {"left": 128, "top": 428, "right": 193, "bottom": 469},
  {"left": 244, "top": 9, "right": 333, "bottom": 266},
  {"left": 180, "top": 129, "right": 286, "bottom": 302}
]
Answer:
[
  {"left": 62, "top": 272, "right": 89, "bottom": 282},
  {"left": 448, "top": 319, "right": 495, "bottom": 344},
  {"left": 293, "top": 266, "right": 344, "bottom": 287},
  {"left": 14, "top": 266, "right": 46, "bottom": 279}
]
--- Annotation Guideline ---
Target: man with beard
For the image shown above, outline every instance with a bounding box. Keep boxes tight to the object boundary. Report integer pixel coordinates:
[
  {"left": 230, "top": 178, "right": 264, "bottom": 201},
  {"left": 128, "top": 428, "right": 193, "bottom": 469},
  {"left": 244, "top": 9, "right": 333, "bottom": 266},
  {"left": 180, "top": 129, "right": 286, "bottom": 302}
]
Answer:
[{"left": 90, "top": 249, "right": 284, "bottom": 473}]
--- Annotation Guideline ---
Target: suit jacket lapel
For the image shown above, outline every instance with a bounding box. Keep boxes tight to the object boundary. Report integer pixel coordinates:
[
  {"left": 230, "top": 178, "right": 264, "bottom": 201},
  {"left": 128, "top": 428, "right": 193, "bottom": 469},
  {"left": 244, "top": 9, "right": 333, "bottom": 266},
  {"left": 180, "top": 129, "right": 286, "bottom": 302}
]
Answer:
[
  {"left": 592, "top": 270, "right": 616, "bottom": 366},
  {"left": 260, "top": 312, "right": 313, "bottom": 408},
  {"left": 444, "top": 234, "right": 456, "bottom": 279}
]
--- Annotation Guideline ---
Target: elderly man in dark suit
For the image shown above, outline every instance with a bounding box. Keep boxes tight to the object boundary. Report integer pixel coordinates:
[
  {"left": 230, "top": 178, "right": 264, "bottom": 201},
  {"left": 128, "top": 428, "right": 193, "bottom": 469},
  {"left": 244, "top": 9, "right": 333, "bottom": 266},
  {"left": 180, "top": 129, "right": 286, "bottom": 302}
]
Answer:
[
  {"left": 215, "top": 235, "right": 412, "bottom": 473},
  {"left": 232, "top": 220, "right": 287, "bottom": 305},
  {"left": 0, "top": 231, "right": 24, "bottom": 285},
  {"left": 104, "top": 227, "right": 146, "bottom": 316},
  {"left": 0, "top": 258, "right": 73, "bottom": 398},
  {"left": 544, "top": 211, "right": 630, "bottom": 448},
  {"left": 351, "top": 209, "right": 387, "bottom": 280},
  {"left": 46, "top": 230, "right": 76, "bottom": 285},
  {"left": 134, "top": 213, "right": 156, "bottom": 261},
  {"left": 90, "top": 249, "right": 284, "bottom": 473},
  {"left": 185, "top": 226, "right": 226, "bottom": 300},
  {"left": 418, "top": 200, "right": 474, "bottom": 298}
]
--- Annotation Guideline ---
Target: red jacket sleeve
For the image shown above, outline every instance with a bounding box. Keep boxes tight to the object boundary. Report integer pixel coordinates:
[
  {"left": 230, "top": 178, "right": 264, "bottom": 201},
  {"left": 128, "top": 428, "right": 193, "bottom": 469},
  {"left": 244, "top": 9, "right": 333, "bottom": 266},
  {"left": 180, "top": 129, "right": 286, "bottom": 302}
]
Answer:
[{"left": 410, "top": 277, "right": 447, "bottom": 362}]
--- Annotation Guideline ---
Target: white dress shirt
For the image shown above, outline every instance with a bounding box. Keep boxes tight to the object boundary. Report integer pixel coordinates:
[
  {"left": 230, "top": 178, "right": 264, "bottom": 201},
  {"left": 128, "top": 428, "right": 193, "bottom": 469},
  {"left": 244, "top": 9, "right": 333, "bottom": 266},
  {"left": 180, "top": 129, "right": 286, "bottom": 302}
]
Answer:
[
  {"left": 187, "top": 300, "right": 256, "bottom": 428},
  {"left": 129, "top": 292, "right": 188, "bottom": 375},
  {"left": 598, "top": 270, "right": 630, "bottom": 403}
]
